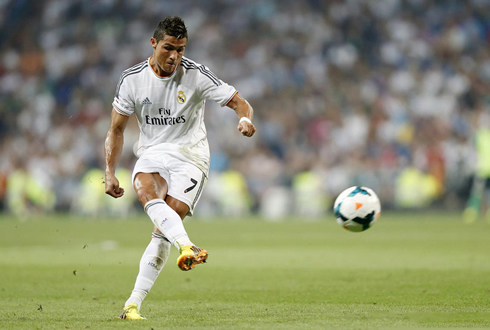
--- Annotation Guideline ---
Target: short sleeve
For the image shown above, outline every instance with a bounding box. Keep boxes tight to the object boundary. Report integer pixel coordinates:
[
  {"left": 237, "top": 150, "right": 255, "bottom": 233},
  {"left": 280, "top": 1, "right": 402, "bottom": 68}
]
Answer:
[
  {"left": 112, "top": 77, "right": 135, "bottom": 116},
  {"left": 197, "top": 65, "right": 237, "bottom": 107}
]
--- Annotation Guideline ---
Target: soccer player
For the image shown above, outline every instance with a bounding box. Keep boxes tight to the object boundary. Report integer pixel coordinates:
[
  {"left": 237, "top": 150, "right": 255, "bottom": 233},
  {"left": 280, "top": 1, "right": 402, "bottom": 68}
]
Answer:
[{"left": 104, "top": 16, "right": 256, "bottom": 320}]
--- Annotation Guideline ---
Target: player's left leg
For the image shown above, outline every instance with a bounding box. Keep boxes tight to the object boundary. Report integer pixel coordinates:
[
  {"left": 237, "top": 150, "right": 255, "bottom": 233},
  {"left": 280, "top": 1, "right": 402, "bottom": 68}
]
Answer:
[
  {"left": 120, "top": 172, "right": 189, "bottom": 320},
  {"left": 119, "top": 232, "right": 171, "bottom": 320}
]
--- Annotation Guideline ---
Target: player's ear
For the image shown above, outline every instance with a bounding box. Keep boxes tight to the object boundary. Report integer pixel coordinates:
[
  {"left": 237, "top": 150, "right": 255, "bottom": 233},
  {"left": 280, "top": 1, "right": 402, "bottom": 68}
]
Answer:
[{"left": 150, "top": 37, "right": 157, "bottom": 49}]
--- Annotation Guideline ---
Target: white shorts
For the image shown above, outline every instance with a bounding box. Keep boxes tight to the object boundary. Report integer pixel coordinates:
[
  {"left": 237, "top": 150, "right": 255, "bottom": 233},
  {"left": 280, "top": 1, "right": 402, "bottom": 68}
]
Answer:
[{"left": 132, "top": 149, "right": 208, "bottom": 216}]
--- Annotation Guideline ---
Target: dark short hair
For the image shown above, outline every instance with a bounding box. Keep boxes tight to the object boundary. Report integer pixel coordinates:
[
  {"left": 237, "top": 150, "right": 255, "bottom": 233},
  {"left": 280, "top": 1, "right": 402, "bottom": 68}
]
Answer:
[{"left": 153, "top": 16, "right": 188, "bottom": 42}]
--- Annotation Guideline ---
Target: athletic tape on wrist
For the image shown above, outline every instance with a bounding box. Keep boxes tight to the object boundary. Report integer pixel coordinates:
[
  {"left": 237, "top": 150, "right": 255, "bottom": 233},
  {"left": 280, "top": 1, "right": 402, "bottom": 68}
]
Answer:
[{"left": 239, "top": 117, "right": 252, "bottom": 124}]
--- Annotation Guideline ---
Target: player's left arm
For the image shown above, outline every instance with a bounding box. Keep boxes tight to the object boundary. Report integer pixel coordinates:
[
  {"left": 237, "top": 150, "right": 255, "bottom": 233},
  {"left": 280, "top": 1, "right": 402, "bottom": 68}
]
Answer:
[{"left": 226, "top": 93, "right": 256, "bottom": 137}]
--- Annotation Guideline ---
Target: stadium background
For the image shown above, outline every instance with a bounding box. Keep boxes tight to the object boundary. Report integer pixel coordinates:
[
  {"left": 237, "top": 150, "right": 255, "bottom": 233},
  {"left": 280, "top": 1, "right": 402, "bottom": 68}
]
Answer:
[{"left": 1, "top": 0, "right": 490, "bottom": 220}]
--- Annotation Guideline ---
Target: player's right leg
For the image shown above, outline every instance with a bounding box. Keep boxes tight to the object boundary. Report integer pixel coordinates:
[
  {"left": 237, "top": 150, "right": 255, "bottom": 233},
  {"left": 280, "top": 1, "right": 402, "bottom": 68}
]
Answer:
[
  {"left": 163, "top": 195, "right": 208, "bottom": 270},
  {"left": 135, "top": 173, "right": 193, "bottom": 247},
  {"left": 134, "top": 173, "right": 207, "bottom": 270}
]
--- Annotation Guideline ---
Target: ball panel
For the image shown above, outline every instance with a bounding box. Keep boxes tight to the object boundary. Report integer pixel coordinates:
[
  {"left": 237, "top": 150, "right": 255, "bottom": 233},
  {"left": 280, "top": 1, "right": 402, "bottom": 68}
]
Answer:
[
  {"left": 333, "top": 186, "right": 356, "bottom": 208},
  {"left": 342, "top": 220, "right": 365, "bottom": 232}
]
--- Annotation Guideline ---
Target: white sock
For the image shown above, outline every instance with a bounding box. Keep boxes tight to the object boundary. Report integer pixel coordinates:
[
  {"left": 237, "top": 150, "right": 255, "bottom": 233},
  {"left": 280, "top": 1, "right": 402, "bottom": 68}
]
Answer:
[
  {"left": 125, "top": 235, "right": 171, "bottom": 309},
  {"left": 144, "top": 199, "right": 193, "bottom": 250}
]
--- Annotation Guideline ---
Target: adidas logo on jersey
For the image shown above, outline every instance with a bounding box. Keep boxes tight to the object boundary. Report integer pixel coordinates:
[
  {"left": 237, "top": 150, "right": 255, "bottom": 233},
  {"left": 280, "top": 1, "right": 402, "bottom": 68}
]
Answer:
[{"left": 142, "top": 97, "right": 152, "bottom": 105}]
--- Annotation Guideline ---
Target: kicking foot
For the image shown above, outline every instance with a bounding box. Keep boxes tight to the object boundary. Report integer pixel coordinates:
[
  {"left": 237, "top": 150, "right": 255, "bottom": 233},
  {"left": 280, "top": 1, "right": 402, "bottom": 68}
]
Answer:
[{"left": 177, "top": 245, "right": 208, "bottom": 271}]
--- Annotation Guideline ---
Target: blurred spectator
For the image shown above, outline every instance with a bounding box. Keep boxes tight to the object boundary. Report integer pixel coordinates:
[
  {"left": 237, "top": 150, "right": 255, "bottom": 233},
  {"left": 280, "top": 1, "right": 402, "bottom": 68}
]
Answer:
[
  {"left": 203, "top": 169, "right": 252, "bottom": 218},
  {"left": 463, "top": 110, "right": 490, "bottom": 223},
  {"left": 1, "top": 0, "right": 490, "bottom": 218}
]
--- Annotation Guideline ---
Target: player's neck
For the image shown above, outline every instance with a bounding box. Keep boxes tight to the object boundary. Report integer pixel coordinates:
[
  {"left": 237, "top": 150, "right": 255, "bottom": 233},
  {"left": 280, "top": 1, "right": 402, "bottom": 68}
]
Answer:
[{"left": 150, "top": 56, "right": 175, "bottom": 78}]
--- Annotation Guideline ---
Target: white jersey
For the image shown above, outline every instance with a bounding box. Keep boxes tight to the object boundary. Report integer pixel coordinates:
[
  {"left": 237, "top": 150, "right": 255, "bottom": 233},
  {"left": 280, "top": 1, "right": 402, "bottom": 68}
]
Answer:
[{"left": 112, "top": 56, "right": 237, "bottom": 173}]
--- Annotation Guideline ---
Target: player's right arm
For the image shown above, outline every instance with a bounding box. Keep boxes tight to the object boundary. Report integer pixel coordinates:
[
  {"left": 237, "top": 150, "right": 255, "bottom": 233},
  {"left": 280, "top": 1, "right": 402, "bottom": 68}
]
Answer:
[{"left": 105, "top": 107, "right": 130, "bottom": 198}]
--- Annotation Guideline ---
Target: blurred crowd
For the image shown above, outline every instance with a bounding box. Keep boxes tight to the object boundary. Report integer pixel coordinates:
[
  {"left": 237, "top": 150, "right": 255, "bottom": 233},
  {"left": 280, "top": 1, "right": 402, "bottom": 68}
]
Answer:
[{"left": 1, "top": 0, "right": 490, "bottom": 219}]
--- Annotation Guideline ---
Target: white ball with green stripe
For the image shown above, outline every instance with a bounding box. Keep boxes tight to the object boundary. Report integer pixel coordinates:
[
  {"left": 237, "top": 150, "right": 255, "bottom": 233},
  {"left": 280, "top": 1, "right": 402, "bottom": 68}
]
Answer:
[{"left": 333, "top": 186, "right": 381, "bottom": 232}]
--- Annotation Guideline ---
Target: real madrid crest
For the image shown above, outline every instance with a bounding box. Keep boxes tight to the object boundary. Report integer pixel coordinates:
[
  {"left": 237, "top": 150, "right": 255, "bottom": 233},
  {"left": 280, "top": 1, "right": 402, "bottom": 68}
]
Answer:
[{"left": 177, "top": 90, "right": 186, "bottom": 104}]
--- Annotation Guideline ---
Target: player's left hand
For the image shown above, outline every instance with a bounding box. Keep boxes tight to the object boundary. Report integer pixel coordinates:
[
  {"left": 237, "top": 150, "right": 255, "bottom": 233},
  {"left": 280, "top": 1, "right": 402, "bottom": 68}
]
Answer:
[{"left": 238, "top": 121, "right": 256, "bottom": 137}]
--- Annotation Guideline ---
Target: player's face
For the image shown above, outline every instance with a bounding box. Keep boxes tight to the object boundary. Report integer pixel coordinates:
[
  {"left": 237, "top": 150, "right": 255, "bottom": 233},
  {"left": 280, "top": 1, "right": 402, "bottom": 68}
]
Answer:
[{"left": 151, "top": 35, "right": 186, "bottom": 76}]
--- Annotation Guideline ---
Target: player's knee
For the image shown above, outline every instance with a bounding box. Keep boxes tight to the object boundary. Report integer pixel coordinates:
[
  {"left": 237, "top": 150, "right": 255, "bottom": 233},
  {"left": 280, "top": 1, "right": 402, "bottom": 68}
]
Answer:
[
  {"left": 135, "top": 188, "right": 156, "bottom": 206},
  {"left": 165, "top": 198, "right": 188, "bottom": 219}
]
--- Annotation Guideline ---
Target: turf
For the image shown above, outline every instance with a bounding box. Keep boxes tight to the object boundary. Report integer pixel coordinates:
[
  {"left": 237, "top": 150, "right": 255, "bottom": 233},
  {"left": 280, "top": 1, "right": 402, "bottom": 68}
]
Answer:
[{"left": 0, "top": 212, "right": 489, "bottom": 329}]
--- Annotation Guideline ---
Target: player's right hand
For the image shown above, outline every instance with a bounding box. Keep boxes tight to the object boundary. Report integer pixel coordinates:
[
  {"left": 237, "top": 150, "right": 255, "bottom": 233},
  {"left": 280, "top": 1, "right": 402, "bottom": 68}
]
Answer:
[{"left": 105, "top": 172, "right": 125, "bottom": 198}]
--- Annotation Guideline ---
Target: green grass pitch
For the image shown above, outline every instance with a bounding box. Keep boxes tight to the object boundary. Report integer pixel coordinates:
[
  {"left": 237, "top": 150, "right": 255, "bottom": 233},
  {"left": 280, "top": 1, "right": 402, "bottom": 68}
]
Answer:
[{"left": 0, "top": 212, "right": 489, "bottom": 329}]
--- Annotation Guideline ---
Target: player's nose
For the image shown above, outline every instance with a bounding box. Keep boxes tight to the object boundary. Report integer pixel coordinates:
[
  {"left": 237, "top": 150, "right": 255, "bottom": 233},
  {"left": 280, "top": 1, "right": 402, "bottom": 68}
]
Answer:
[{"left": 169, "top": 50, "right": 179, "bottom": 60}]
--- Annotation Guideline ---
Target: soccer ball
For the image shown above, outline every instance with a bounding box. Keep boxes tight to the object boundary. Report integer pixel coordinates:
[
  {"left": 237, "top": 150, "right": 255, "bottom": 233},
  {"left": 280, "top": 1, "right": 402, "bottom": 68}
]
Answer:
[{"left": 333, "top": 186, "right": 381, "bottom": 232}]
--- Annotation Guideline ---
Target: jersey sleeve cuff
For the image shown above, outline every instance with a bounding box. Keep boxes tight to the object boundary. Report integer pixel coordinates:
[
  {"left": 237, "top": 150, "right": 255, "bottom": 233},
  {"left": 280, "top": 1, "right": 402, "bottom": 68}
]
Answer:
[
  {"left": 112, "top": 101, "right": 132, "bottom": 116},
  {"left": 222, "top": 90, "right": 238, "bottom": 107}
]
